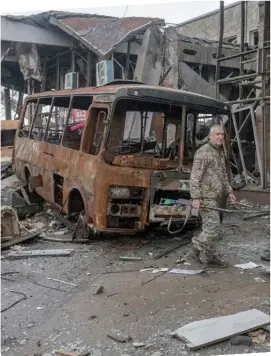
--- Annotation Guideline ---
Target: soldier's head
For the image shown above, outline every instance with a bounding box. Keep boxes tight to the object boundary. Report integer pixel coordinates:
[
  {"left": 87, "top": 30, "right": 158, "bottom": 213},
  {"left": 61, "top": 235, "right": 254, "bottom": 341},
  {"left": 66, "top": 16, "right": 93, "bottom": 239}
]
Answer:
[{"left": 209, "top": 125, "right": 225, "bottom": 146}]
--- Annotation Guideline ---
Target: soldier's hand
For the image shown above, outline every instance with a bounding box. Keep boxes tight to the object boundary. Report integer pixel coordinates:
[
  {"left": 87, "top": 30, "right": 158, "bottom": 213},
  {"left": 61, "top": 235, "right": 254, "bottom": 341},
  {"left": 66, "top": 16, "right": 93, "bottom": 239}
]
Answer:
[
  {"left": 228, "top": 193, "right": 236, "bottom": 204},
  {"left": 192, "top": 199, "right": 201, "bottom": 209}
]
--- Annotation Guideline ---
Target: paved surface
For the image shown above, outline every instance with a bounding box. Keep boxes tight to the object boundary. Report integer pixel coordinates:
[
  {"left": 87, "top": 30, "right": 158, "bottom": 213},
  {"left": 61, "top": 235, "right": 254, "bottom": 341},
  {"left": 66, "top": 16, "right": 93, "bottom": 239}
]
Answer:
[{"left": 1, "top": 204, "right": 270, "bottom": 356}]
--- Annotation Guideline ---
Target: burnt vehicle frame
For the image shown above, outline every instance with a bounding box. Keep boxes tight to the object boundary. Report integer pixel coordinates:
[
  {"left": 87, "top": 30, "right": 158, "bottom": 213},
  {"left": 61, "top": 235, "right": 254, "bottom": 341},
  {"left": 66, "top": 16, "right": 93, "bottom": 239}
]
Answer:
[{"left": 12, "top": 82, "right": 231, "bottom": 237}]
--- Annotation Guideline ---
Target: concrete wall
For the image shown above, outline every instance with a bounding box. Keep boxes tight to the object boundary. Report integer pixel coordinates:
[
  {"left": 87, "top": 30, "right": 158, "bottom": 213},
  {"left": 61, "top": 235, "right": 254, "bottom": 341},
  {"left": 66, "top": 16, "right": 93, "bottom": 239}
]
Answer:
[{"left": 177, "top": 2, "right": 259, "bottom": 44}]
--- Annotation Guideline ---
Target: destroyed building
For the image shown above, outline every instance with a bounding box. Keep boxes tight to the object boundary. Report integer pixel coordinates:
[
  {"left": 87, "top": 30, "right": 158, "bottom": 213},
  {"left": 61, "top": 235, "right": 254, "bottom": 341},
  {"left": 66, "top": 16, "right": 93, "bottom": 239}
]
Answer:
[{"left": 1, "top": 2, "right": 270, "bottom": 196}]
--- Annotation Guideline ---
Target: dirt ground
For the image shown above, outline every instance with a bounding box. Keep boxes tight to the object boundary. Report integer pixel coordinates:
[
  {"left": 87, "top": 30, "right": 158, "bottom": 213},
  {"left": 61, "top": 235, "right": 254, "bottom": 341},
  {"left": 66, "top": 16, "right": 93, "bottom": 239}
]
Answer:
[{"left": 1, "top": 202, "right": 270, "bottom": 356}]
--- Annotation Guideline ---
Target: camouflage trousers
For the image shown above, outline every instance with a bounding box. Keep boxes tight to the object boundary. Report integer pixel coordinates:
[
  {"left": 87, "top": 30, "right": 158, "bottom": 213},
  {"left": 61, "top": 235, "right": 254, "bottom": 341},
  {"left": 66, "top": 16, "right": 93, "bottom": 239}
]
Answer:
[{"left": 192, "top": 199, "right": 220, "bottom": 257}]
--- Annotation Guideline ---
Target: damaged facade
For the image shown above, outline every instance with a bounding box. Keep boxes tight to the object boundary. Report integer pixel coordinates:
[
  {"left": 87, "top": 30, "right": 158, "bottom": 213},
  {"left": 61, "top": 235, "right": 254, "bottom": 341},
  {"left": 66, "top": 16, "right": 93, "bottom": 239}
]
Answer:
[{"left": 1, "top": 2, "right": 270, "bottom": 236}]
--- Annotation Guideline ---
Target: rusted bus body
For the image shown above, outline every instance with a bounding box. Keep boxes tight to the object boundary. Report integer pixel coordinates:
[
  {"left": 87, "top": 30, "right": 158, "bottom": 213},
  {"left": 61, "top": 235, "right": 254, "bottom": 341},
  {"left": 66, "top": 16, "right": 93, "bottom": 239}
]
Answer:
[{"left": 13, "top": 83, "right": 230, "bottom": 235}]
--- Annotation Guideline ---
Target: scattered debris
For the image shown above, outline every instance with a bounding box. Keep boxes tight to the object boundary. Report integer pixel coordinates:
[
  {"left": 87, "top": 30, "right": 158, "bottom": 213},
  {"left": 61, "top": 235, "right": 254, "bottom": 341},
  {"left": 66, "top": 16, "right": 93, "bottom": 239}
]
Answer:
[
  {"left": 153, "top": 238, "right": 191, "bottom": 260},
  {"left": 119, "top": 256, "right": 142, "bottom": 261},
  {"left": 140, "top": 268, "right": 154, "bottom": 272},
  {"left": 150, "top": 352, "right": 162, "bottom": 356},
  {"left": 1, "top": 206, "right": 20, "bottom": 238},
  {"left": 249, "top": 329, "right": 268, "bottom": 344},
  {"left": 151, "top": 268, "right": 169, "bottom": 274},
  {"left": 133, "top": 342, "right": 145, "bottom": 348},
  {"left": 254, "top": 277, "right": 266, "bottom": 283},
  {"left": 53, "top": 229, "right": 70, "bottom": 236},
  {"left": 1, "top": 290, "right": 27, "bottom": 313},
  {"left": 88, "top": 315, "right": 97, "bottom": 320},
  {"left": 6, "top": 249, "right": 74, "bottom": 259},
  {"left": 169, "top": 268, "right": 204, "bottom": 275},
  {"left": 230, "top": 335, "right": 252, "bottom": 346},
  {"left": 107, "top": 332, "right": 132, "bottom": 343},
  {"left": 261, "top": 250, "right": 270, "bottom": 262},
  {"left": 1, "top": 231, "right": 41, "bottom": 250},
  {"left": 91, "top": 285, "right": 104, "bottom": 295},
  {"left": 243, "top": 211, "right": 270, "bottom": 221},
  {"left": 55, "top": 351, "right": 79, "bottom": 356},
  {"left": 42, "top": 236, "right": 89, "bottom": 243},
  {"left": 234, "top": 262, "right": 260, "bottom": 270},
  {"left": 171, "top": 309, "right": 270, "bottom": 350},
  {"left": 46, "top": 277, "right": 78, "bottom": 287}
]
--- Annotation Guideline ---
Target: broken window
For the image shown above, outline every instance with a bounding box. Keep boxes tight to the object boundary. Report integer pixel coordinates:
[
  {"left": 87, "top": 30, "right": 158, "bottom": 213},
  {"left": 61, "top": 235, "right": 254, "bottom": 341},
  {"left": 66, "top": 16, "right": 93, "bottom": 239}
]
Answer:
[
  {"left": 44, "top": 96, "right": 70, "bottom": 145},
  {"left": 18, "top": 99, "right": 37, "bottom": 138},
  {"left": 106, "top": 99, "right": 185, "bottom": 160},
  {"left": 249, "top": 30, "right": 259, "bottom": 46},
  {"left": 89, "top": 108, "right": 108, "bottom": 155},
  {"left": 29, "top": 98, "right": 52, "bottom": 141},
  {"left": 62, "top": 96, "right": 92, "bottom": 151}
]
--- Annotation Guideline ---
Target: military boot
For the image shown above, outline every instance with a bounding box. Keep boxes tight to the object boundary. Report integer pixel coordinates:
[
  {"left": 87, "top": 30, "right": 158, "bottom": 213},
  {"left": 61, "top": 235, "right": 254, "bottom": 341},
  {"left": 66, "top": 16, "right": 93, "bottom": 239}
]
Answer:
[
  {"left": 181, "top": 246, "right": 201, "bottom": 263},
  {"left": 203, "top": 254, "right": 229, "bottom": 268}
]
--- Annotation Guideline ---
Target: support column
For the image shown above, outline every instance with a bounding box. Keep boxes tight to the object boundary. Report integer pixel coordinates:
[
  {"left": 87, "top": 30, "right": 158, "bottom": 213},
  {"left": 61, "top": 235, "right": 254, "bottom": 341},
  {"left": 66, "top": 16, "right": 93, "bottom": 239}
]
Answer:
[{"left": 4, "top": 87, "right": 12, "bottom": 120}]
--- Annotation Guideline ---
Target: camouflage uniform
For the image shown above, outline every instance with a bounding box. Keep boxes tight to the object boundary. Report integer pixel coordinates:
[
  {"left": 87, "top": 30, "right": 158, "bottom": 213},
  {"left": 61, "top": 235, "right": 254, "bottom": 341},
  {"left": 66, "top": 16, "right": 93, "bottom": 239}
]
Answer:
[{"left": 190, "top": 142, "right": 233, "bottom": 259}]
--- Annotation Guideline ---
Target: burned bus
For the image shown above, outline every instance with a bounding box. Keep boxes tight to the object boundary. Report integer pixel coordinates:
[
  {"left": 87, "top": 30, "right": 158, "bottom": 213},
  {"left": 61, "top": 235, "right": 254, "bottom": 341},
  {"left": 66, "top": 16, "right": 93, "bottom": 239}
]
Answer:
[{"left": 13, "top": 81, "right": 230, "bottom": 236}]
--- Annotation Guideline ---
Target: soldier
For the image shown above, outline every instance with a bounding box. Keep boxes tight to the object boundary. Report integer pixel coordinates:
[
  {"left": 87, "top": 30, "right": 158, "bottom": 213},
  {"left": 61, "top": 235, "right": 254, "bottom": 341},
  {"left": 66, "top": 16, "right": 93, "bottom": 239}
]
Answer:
[{"left": 183, "top": 124, "right": 236, "bottom": 267}]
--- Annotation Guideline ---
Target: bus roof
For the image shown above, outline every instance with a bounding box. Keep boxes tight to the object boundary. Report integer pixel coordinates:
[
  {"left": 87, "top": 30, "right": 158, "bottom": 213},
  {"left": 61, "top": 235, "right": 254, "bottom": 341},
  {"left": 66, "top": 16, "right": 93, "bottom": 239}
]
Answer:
[{"left": 26, "top": 82, "right": 230, "bottom": 112}]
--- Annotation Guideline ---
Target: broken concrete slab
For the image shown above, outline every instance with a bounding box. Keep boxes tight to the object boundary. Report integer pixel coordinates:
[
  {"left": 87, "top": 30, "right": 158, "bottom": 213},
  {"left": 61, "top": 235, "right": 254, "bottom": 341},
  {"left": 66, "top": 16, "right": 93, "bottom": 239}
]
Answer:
[
  {"left": 5, "top": 248, "right": 74, "bottom": 259},
  {"left": 172, "top": 309, "right": 270, "bottom": 350}
]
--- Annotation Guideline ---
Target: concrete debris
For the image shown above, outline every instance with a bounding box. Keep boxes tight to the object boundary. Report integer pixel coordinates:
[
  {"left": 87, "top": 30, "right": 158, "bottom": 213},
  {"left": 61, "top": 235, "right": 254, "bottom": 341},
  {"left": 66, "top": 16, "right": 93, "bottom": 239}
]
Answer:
[
  {"left": 234, "top": 262, "right": 260, "bottom": 270},
  {"left": 53, "top": 229, "right": 70, "bottom": 236},
  {"left": 91, "top": 285, "right": 104, "bottom": 295},
  {"left": 107, "top": 332, "right": 132, "bottom": 343},
  {"left": 6, "top": 249, "right": 74, "bottom": 259},
  {"left": 133, "top": 342, "right": 145, "bottom": 348},
  {"left": 1, "top": 206, "right": 20, "bottom": 238},
  {"left": 169, "top": 268, "right": 205, "bottom": 275},
  {"left": 249, "top": 329, "right": 268, "bottom": 344},
  {"left": 151, "top": 268, "right": 169, "bottom": 274},
  {"left": 49, "top": 220, "right": 63, "bottom": 228},
  {"left": 230, "top": 335, "right": 253, "bottom": 346},
  {"left": 119, "top": 256, "right": 142, "bottom": 261},
  {"left": 172, "top": 309, "right": 270, "bottom": 350},
  {"left": 254, "top": 277, "right": 266, "bottom": 283}
]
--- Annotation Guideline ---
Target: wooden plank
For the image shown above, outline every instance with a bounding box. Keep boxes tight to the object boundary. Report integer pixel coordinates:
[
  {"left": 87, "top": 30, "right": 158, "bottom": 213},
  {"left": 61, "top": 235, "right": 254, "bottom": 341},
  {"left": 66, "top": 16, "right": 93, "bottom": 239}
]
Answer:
[
  {"left": 6, "top": 249, "right": 74, "bottom": 259},
  {"left": 1, "top": 232, "right": 41, "bottom": 250},
  {"left": 172, "top": 309, "right": 270, "bottom": 350}
]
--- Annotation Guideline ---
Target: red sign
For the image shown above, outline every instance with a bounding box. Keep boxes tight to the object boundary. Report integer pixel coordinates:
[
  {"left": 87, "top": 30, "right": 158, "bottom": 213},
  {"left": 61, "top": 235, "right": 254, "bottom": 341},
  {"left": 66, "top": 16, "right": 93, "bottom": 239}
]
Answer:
[{"left": 72, "top": 110, "right": 87, "bottom": 122}]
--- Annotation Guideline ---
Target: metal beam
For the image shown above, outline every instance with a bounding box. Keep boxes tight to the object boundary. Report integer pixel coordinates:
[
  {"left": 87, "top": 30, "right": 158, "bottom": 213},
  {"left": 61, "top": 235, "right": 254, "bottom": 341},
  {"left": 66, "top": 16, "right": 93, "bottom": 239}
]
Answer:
[
  {"left": 1, "top": 17, "right": 72, "bottom": 47},
  {"left": 4, "top": 88, "right": 11, "bottom": 120}
]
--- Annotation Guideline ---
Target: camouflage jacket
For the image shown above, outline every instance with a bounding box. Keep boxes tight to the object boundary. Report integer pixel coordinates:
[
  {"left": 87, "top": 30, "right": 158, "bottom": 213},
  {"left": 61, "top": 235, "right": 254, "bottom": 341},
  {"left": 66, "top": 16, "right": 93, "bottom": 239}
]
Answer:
[{"left": 190, "top": 142, "right": 233, "bottom": 200}]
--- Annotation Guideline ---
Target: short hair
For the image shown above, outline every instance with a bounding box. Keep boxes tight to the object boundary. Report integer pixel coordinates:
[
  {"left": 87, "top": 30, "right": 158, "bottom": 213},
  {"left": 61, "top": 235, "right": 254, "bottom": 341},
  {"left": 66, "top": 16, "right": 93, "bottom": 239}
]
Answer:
[{"left": 209, "top": 125, "right": 224, "bottom": 134}]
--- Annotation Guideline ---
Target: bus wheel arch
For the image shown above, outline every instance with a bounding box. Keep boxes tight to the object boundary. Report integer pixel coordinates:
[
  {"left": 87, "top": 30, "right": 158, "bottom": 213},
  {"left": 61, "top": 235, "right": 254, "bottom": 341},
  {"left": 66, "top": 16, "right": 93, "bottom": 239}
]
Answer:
[{"left": 68, "top": 188, "right": 88, "bottom": 216}]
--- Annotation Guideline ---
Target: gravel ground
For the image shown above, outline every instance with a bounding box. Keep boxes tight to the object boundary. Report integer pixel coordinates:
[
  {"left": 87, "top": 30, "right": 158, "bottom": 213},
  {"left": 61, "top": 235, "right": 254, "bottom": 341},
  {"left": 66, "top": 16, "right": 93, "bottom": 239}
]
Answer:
[{"left": 1, "top": 202, "right": 270, "bottom": 356}]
